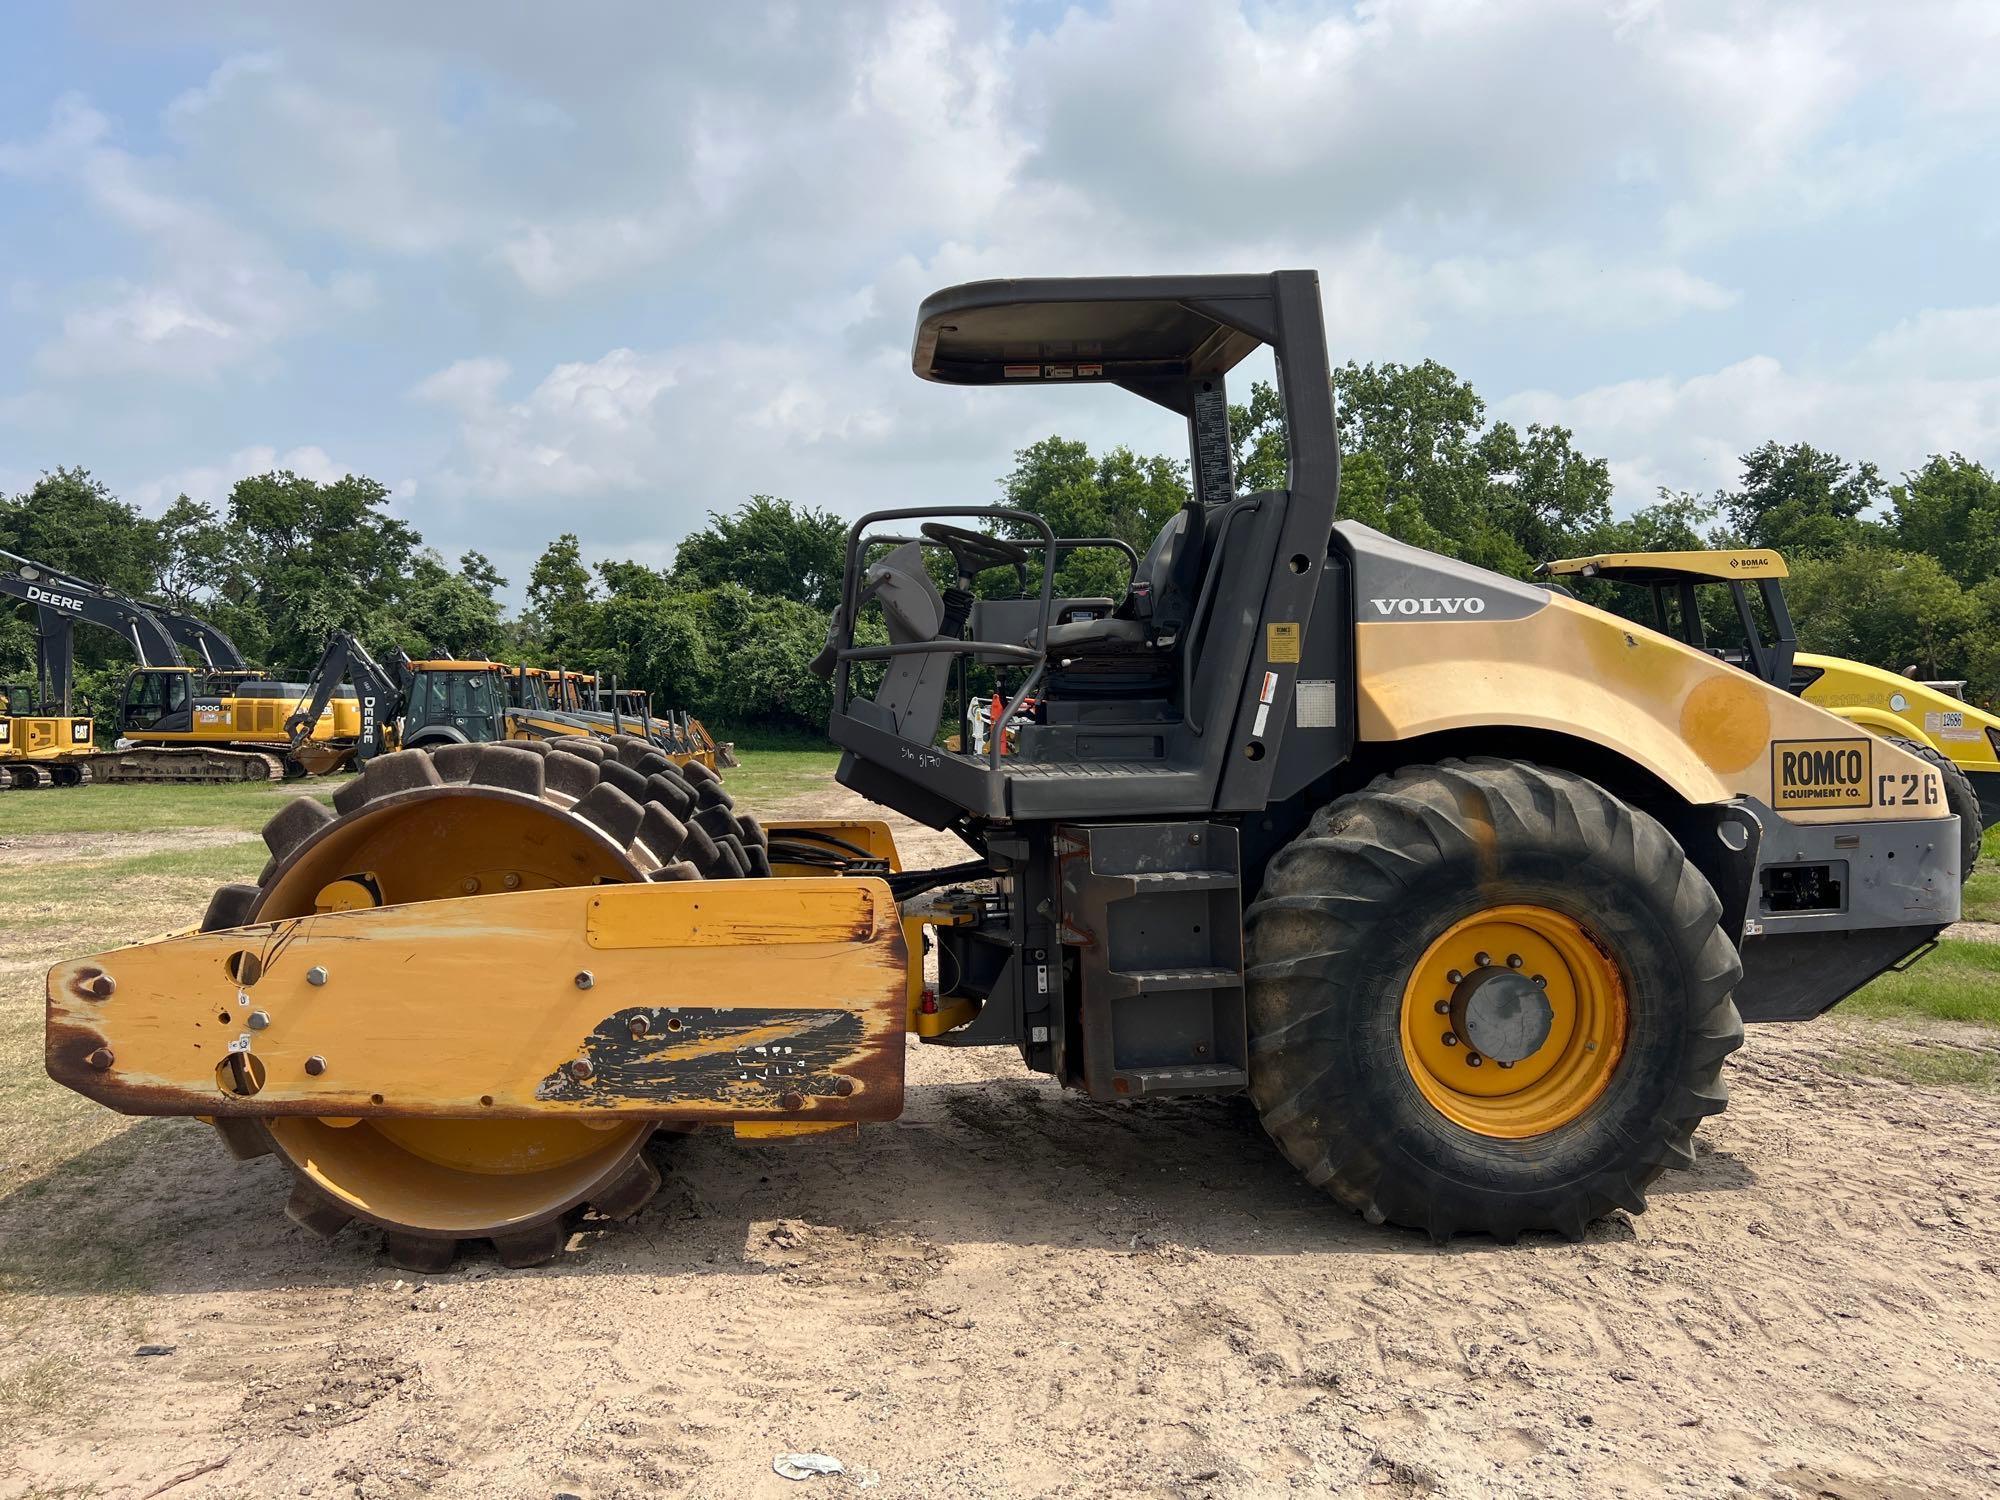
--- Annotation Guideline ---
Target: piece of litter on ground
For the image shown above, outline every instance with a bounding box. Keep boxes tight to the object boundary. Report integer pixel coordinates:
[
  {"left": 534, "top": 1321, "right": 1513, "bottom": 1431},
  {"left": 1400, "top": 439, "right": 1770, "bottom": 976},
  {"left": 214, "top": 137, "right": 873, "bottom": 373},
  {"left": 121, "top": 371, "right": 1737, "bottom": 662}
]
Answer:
[
  {"left": 773, "top": 1453, "right": 845, "bottom": 1481},
  {"left": 134, "top": 1344, "right": 177, "bottom": 1357},
  {"left": 851, "top": 1467, "right": 880, "bottom": 1489}
]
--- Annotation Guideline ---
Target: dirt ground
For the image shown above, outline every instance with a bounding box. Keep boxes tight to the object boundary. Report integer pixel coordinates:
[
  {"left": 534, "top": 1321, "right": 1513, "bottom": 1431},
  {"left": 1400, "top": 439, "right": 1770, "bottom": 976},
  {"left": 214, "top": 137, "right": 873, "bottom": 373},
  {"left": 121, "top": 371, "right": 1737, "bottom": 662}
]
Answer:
[{"left": 3, "top": 780, "right": 1999, "bottom": 1500}]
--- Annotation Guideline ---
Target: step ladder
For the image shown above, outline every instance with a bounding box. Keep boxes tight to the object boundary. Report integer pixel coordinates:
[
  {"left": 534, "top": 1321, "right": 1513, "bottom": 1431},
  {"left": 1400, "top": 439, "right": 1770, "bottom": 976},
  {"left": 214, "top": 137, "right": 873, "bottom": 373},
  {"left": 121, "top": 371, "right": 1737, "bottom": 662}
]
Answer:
[{"left": 1055, "top": 822, "right": 1248, "bottom": 1101}]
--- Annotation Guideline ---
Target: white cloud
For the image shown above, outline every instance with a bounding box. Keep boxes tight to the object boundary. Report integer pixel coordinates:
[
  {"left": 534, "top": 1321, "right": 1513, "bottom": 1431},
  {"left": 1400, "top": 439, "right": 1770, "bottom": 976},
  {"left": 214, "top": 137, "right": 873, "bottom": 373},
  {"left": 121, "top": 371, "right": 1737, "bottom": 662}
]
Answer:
[
  {"left": 5, "top": 0, "right": 2000, "bottom": 580},
  {"left": 1497, "top": 309, "right": 2000, "bottom": 502},
  {"left": 131, "top": 444, "right": 349, "bottom": 511},
  {"left": 0, "top": 93, "right": 360, "bottom": 379},
  {"left": 1864, "top": 307, "right": 2000, "bottom": 383},
  {"left": 1425, "top": 251, "right": 1739, "bottom": 327}
]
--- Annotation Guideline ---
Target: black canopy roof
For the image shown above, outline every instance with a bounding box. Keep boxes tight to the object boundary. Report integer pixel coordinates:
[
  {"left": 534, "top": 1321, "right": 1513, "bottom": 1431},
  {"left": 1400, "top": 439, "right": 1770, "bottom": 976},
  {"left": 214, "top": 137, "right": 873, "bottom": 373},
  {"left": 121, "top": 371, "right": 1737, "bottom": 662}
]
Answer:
[{"left": 911, "top": 273, "right": 1302, "bottom": 386}]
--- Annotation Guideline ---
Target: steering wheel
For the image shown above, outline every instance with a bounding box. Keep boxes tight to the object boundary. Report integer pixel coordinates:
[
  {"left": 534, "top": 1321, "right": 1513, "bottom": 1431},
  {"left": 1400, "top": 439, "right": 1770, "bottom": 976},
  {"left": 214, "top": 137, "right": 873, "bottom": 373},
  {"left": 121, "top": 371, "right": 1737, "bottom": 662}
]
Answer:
[{"left": 921, "top": 522, "right": 1031, "bottom": 587}]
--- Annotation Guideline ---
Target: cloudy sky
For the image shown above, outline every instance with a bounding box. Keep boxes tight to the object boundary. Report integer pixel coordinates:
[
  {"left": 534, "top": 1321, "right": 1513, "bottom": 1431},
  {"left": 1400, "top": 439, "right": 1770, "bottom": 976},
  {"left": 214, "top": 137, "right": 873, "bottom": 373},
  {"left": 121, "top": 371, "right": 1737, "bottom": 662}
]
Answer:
[{"left": 3, "top": 0, "right": 1997, "bottom": 596}]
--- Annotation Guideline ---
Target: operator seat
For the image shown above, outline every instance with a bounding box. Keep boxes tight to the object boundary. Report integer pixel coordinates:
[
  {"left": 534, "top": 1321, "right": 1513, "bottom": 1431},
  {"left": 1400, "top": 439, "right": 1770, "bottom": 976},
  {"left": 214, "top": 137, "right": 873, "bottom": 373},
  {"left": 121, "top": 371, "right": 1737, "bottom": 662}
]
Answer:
[
  {"left": 814, "top": 541, "right": 954, "bottom": 744},
  {"left": 1043, "top": 503, "right": 1207, "bottom": 658}
]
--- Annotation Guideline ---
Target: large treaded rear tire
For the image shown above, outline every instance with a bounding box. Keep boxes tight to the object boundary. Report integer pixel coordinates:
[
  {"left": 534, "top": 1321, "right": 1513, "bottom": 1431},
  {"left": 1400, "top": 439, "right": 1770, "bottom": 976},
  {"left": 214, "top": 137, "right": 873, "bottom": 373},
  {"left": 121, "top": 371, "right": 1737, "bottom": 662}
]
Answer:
[
  {"left": 197, "top": 738, "right": 769, "bottom": 1271},
  {"left": 1243, "top": 758, "right": 1744, "bottom": 1242},
  {"left": 1885, "top": 736, "right": 1982, "bottom": 883}
]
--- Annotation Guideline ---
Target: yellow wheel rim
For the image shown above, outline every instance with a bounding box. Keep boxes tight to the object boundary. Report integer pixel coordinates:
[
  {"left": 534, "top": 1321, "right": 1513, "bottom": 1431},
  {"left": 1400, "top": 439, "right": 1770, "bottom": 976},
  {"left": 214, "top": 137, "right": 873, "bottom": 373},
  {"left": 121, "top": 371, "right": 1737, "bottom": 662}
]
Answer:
[{"left": 1399, "top": 904, "right": 1628, "bottom": 1140}]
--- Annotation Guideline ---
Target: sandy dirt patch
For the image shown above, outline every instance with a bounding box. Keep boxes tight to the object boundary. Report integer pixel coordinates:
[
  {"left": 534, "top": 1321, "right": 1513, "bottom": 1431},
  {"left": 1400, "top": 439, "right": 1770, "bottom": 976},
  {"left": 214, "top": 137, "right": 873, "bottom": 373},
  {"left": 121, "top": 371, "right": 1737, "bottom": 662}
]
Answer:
[{"left": 0, "top": 783, "right": 1995, "bottom": 1500}]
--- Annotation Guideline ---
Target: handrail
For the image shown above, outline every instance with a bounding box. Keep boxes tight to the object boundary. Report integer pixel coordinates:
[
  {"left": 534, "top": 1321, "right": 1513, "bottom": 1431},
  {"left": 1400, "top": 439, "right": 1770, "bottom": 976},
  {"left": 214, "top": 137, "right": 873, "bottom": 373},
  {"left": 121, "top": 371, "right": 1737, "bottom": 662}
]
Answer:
[
  {"left": 839, "top": 640, "right": 1041, "bottom": 665},
  {"left": 1180, "top": 495, "right": 1262, "bottom": 736},
  {"left": 834, "top": 505, "right": 1058, "bottom": 712},
  {"left": 834, "top": 505, "right": 1058, "bottom": 819},
  {"left": 989, "top": 660, "right": 1047, "bottom": 782}
]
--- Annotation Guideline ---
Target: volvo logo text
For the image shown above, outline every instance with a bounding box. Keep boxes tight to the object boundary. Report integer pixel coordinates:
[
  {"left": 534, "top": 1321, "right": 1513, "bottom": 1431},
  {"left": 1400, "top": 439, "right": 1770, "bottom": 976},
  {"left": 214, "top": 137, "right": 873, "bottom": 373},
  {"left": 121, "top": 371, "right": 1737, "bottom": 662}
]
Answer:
[{"left": 1367, "top": 596, "right": 1488, "bottom": 618}]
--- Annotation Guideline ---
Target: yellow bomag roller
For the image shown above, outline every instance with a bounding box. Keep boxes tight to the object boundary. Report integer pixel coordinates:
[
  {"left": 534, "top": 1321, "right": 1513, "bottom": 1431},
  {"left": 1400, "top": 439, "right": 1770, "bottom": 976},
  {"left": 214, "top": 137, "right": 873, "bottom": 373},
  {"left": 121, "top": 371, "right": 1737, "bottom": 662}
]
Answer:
[
  {"left": 1539, "top": 547, "right": 1990, "bottom": 874},
  {"left": 46, "top": 273, "right": 1961, "bottom": 1271}
]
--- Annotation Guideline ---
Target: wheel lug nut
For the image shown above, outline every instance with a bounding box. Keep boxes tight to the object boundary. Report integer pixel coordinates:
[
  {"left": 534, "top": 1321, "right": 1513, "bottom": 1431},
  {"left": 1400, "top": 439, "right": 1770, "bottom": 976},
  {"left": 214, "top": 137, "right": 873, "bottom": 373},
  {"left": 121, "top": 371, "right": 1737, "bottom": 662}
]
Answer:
[
  {"left": 1506, "top": 954, "right": 1523, "bottom": 969},
  {"left": 1532, "top": 975, "right": 1547, "bottom": 988},
  {"left": 1433, "top": 1000, "right": 1450, "bottom": 1015},
  {"left": 1466, "top": 1053, "right": 1483, "bottom": 1067},
  {"left": 1474, "top": 951, "right": 1491, "bottom": 968},
  {"left": 1496, "top": 1059, "right": 1514, "bottom": 1069},
  {"left": 1441, "top": 1032, "right": 1458, "bottom": 1047},
  {"left": 1446, "top": 969, "right": 1463, "bottom": 985}
]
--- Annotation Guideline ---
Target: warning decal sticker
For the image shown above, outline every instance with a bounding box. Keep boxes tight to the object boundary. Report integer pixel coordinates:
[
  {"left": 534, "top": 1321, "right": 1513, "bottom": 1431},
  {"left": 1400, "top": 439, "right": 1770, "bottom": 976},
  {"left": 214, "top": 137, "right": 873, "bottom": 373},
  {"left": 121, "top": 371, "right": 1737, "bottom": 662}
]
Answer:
[
  {"left": 1295, "top": 680, "right": 1339, "bottom": 728},
  {"left": 1771, "top": 738, "right": 1872, "bottom": 810},
  {"left": 1266, "top": 622, "right": 1301, "bottom": 663}
]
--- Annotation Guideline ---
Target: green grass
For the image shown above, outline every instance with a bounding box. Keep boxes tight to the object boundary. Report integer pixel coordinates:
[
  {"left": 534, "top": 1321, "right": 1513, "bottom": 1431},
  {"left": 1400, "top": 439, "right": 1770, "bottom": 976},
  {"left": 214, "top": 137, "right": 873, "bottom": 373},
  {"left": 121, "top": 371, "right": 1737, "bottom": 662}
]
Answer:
[
  {"left": 0, "top": 779, "right": 328, "bottom": 836},
  {"left": 0, "top": 841, "right": 265, "bottom": 915},
  {"left": 724, "top": 725, "right": 841, "bottom": 752},
  {"left": 0, "top": 748, "right": 832, "bottom": 834},
  {"left": 1965, "top": 821, "right": 2000, "bottom": 923},
  {"left": 1844, "top": 938, "right": 2000, "bottom": 1027},
  {"left": 720, "top": 748, "right": 840, "bottom": 806},
  {"left": 1829, "top": 1041, "right": 2000, "bottom": 1090}
]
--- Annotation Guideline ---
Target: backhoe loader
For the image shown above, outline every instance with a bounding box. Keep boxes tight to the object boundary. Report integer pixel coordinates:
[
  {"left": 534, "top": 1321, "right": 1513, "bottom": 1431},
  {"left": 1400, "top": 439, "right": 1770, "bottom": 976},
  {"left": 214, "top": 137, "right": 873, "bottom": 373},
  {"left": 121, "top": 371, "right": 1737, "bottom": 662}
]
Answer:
[
  {"left": 1, "top": 550, "right": 357, "bottom": 782},
  {"left": 47, "top": 272, "right": 1959, "bottom": 1272},
  {"left": 280, "top": 644, "right": 716, "bottom": 772},
  {"left": 511, "top": 667, "right": 700, "bottom": 764},
  {"left": 533, "top": 668, "right": 725, "bottom": 768},
  {"left": 1537, "top": 548, "right": 1989, "bottom": 875}
]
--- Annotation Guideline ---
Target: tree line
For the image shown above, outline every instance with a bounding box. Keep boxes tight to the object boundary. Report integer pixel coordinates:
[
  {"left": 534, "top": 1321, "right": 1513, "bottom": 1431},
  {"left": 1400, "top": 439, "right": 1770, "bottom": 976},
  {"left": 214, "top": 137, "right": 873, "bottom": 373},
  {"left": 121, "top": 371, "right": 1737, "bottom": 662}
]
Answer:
[{"left": 5, "top": 356, "right": 1998, "bottom": 735}]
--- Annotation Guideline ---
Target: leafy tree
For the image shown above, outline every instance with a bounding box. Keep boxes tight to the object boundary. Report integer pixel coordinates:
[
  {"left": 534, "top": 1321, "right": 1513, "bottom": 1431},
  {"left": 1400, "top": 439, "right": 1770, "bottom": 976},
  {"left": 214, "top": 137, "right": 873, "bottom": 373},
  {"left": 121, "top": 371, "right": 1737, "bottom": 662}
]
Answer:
[
  {"left": 1331, "top": 360, "right": 1493, "bottom": 558},
  {"left": 672, "top": 495, "right": 848, "bottom": 610},
  {"left": 0, "top": 467, "right": 161, "bottom": 592},
  {"left": 1230, "top": 379, "right": 1288, "bottom": 495},
  {"left": 1474, "top": 420, "right": 1614, "bottom": 573},
  {"left": 1891, "top": 454, "right": 2000, "bottom": 587},
  {"left": 525, "top": 533, "right": 596, "bottom": 659},
  {"left": 1722, "top": 442, "right": 1884, "bottom": 559},
  {"left": 1601, "top": 490, "right": 1724, "bottom": 553},
  {"left": 459, "top": 549, "right": 506, "bottom": 598},
  {"left": 153, "top": 495, "right": 235, "bottom": 615},
  {"left": 398, "top": 549, "right": 506, "bottom": 659},
  {"left": 223, "top": 470, "right": 419, "bottom": 669},
  {"left": 591, "top": 589, "right": 717, "bottom": 709},
  {"left": 704, "top": 590, "right": 841, "bottom": 728},
  {"left": 0, "top": 470, "right": 167, "bottom": 712},
  {"left": 1786, "top": 548, "right": 1978, "bottom": 682},
  {"left": 1000, "top": 437, "right": 1188, "bottom": 598}
]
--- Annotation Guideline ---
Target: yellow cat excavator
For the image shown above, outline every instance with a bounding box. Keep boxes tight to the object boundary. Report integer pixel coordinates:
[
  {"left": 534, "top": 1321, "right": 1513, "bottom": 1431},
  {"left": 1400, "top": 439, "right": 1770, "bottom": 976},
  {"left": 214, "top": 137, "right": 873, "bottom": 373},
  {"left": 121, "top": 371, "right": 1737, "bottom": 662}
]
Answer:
[
  {"left": 0, "top": 680, "right": 94, "bottom": 788},
  {"left": 48, "top": 272, "right": 1959, "bottom": 1273}
]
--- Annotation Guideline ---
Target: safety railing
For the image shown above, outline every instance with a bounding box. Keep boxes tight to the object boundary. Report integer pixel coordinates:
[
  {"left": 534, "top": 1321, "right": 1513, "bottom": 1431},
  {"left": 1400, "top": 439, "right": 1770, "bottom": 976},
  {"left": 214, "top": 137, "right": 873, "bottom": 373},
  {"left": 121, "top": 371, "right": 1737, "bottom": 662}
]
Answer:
[{"left": 831, "top": 506, "right": 1062, "bottom": 809}]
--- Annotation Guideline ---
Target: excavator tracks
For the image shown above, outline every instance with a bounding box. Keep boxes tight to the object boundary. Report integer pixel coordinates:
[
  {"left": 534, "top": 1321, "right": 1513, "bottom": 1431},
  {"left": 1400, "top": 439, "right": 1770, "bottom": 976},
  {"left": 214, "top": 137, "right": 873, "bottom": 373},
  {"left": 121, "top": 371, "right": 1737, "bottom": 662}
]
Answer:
[
  {"left": 88, "top": 747, "right": 292, "bottom": 784},
  {"left": 1, "top": 760, "right": 90, "bottom": 789},
  {"left": 198, "top": 735, "right": 769, "bottom": 1271}
]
